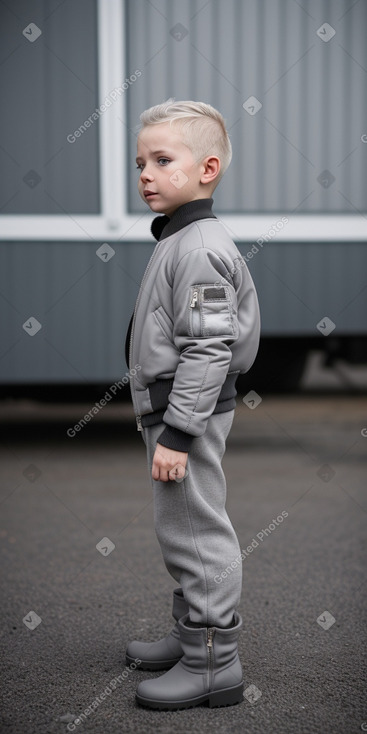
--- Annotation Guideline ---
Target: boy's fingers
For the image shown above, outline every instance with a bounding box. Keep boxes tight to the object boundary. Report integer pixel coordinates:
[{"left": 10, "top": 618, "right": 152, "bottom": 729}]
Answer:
[
  {"left": 152, "top": 460, "right": 186, "bottom": 483},
  {"left": 169, "top": 463, "right": 186, "bottom": 480},
  {"left": 152, "top": 462, "right": 162, "bottom": 481},
  {"left": 152, "top": 458, "right": 169, "bottom": 482},
  {"left": 152, "top": 444, "right": 188, "bottom": 483}
]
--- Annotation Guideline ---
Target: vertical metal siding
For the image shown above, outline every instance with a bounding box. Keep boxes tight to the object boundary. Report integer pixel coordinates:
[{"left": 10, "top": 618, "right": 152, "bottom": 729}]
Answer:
[
  {"left": 0, "top": 0, "right": 100, "bottom": 215},
  {"left": 0, "top": 0, "right": 366, "bottom": 384},
  {"left": 1, "top": 239, "right": 366, "bottom": 384},
  {"left": 127, "top": 0, "right": 367, "bottom": 214},
  {"left": 0, "top": 240, "right": 153, "bottom": 382}
]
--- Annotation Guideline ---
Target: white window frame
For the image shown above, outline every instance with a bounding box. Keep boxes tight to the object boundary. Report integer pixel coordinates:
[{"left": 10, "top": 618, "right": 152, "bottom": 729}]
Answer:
[{"left": 0, "top": 0, "right": 366, "bottom": 242}]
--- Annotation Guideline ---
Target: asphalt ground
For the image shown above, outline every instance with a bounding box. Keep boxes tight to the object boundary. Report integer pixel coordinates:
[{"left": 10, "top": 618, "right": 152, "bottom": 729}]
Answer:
[{"left": 0, "top": 394, "right": 366, "bottom": 734}]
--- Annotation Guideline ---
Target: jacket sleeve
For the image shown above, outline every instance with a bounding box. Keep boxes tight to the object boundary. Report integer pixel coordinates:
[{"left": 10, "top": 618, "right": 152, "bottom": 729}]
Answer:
[{"left": 157, "top": 246, "right": 239, "bottom": 452}]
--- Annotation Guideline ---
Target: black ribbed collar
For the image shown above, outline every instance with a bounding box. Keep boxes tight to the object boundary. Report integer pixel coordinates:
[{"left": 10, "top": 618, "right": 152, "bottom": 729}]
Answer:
[{"left": 150, "top": 198, "right": 216, "bottom": 241}]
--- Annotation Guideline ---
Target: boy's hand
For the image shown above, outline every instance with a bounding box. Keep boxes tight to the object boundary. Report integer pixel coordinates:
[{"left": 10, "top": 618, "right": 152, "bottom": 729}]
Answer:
[{"left": 152, "top": 442, "right": 188, "bottom": 483}]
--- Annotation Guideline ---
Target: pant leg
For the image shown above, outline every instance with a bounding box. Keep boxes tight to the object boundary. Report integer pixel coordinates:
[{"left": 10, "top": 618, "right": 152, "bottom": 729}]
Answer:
[{"left": 141, "top": 410, "right": 241, "bottom": 628}]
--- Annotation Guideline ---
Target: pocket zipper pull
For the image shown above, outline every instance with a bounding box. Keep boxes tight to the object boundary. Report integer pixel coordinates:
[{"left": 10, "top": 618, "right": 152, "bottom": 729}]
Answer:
[
  {"left": 136, "top": 415, "right": 142, "bottom": 431},
  {"left": 190, "top": 290, "right": 199, "bottom": 308}
]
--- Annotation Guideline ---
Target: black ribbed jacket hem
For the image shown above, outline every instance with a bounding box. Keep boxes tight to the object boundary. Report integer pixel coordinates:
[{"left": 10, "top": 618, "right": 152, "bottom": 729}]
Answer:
[{"left": 140, "top": 372, "right": 238, "bottom": 452}]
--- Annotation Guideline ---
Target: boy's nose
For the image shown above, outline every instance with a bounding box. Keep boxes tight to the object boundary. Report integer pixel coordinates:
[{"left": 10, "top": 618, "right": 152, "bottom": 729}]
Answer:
[{"left": 141, "top": 167, "right": 154, "bottom": 183}]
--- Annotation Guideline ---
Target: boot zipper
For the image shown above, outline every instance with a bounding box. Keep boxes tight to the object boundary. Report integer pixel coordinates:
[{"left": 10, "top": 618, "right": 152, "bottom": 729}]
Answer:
[{"left": 207, "top": 628, "right": 214, "bottom": 691}]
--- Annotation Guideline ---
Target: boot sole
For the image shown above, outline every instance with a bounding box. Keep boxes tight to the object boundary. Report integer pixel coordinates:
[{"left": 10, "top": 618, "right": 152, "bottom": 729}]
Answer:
[
  {"left": 126, "top": 654, "right": 182, "bottom": 671},
  {"left": 136, "top": 682, "right": 244, "bottom": 710}
]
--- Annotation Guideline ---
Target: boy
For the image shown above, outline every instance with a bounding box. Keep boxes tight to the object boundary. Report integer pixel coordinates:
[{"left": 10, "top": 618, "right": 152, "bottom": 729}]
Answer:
[{"left": 124, "top": 99, "right": 260, "bottom": 710}]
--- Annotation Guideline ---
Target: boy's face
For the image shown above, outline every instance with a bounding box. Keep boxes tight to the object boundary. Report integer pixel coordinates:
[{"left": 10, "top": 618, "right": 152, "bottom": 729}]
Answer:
[{"left": 136, "top": 122, "right": 208, "bottom": 217}]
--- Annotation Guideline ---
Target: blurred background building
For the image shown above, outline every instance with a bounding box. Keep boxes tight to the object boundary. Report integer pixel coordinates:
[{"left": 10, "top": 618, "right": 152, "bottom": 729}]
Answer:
[{"left": 0, "top": 0, "right": 366, "bottom": 398}]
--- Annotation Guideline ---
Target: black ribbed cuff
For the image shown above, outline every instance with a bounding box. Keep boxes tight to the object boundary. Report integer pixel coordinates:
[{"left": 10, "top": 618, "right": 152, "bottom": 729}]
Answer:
[{"left": 157, "top": 424, "right": 195, "bottom": 453}]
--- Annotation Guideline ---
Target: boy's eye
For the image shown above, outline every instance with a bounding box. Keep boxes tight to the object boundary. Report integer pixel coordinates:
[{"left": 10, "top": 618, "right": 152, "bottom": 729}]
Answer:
[{"left": 136, "top": 157, "right": 170, "bottom": 171}]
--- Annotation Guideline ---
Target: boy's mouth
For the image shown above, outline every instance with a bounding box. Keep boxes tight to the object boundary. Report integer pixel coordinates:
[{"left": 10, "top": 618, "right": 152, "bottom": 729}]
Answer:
[{"left": 144, "top": 190, "right": 158, "bottom": 199}]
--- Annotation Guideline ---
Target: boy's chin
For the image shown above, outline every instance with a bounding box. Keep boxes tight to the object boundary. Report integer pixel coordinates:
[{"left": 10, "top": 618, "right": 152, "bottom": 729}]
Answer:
[
  {"left": 149, "top": 204, "right": 166, "bottom": 214},
  {"left": 143, "top": 196, "right": 181, "bottom": 217},
  {"left": 147, "top": 201, "right": 172, "bottom": 216}
]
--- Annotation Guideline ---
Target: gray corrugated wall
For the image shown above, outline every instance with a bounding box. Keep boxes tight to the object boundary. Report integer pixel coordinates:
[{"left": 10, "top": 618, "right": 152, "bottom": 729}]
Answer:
[
  {"left": 0, "top": 0, "right": 100, "bottom": 214},
  {"left": 0, "top": 0, "right": 366, "bottom": 383},
  {"left": 0, "top": 240, "right": 151, "bottom": 382},
  {"left": 0, "top": 240, "right": 366, "bottom": 382},
  {"left": 127, "top": 0, "right": 367, "bottom": 213}
]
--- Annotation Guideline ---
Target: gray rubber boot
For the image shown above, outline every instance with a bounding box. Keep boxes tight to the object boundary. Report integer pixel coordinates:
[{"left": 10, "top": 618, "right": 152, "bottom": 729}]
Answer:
[
  {"left": 125, "top": 588, "right": 188, "bottom": 670},
  {"left": 135, "top": 611, "right": 244, "bottom": 710}
]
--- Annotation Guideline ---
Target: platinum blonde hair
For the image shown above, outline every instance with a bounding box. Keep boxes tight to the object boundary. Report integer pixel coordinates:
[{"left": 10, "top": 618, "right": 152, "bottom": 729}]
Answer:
[{"left": 138, "top": 98, "right": 232, "bottom": 181}]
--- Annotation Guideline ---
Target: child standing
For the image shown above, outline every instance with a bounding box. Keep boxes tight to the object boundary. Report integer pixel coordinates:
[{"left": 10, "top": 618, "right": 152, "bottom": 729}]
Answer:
[{"left": 125, "top": 99, "right": 260, "bottom": 710}]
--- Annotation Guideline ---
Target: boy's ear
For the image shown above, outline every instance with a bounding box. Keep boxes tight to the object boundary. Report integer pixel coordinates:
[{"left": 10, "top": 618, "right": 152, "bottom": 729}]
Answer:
[{"left": 200, "top": 156, "right": 221, "bottom": 185}]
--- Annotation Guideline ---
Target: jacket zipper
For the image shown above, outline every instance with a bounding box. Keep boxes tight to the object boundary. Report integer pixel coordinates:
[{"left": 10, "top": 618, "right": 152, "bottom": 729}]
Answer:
[
  {"left": 190, "top": 288, "right": 201, "bottom": 336},
  {"left": 129, "top": 241, "right": 165, "bottom": 431},
  {"left": 207, "top": 628, "right": 214, "bottom": 690},
  {"left": 190, "top": 289, "right": 199, "bottom": 308}
]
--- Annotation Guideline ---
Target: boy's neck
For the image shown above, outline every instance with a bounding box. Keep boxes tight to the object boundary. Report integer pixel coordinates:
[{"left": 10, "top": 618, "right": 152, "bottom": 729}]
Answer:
[{"left": 151, "top": 198, "right": 216, "bottom": 241}]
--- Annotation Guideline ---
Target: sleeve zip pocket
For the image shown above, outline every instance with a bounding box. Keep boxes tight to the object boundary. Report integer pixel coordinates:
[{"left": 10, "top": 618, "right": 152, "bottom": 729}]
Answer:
[{"left": 188, "top": 284, "right": 237, "bottom": 338}]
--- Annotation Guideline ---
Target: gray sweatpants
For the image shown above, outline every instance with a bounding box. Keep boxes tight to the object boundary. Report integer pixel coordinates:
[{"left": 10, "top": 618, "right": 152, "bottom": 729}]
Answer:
[{"left": 141, "top": 409, "right": 242, "bottom": 628}]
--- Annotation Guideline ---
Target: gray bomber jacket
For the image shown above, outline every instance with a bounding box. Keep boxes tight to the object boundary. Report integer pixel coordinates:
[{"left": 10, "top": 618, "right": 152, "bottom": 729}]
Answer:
[{"left": 125, "top": 198, "right": 260, "bottom": 452}]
